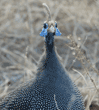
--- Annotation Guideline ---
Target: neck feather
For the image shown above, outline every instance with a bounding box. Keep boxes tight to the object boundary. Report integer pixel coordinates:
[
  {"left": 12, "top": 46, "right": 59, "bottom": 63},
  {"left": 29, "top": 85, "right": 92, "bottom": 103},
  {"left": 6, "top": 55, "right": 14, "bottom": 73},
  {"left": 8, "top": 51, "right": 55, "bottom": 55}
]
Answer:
[{"left": 45, "top": 32, "right": 55, "bottom": 53}]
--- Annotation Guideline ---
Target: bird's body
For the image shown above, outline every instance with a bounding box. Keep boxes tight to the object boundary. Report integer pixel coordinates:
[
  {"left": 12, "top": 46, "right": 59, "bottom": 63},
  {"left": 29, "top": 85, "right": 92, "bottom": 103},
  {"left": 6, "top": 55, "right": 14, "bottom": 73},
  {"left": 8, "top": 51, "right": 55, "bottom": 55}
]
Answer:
[
  {"left": 0, "top": 4, "right": 85, "bottom": 110},
  {"left": 0, "top": 32, "right": 85, "bottom": 110}
]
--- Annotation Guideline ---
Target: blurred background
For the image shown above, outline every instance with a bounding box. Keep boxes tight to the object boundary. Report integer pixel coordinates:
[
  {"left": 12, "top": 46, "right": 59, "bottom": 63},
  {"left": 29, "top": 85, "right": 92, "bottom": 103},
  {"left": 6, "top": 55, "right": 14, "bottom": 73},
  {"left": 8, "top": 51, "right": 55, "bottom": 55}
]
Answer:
[{"left": 0, "top": 0, "right": 99, "bottom": 109}]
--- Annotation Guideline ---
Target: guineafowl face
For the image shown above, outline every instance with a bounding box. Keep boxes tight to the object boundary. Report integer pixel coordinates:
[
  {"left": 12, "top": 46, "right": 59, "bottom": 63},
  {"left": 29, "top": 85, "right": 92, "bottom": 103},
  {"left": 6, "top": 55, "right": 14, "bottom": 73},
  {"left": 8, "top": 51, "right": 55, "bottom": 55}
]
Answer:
[
  {"left": 40, "top": 21, "right": 61, "bottom": 53},
  {"left": 40, "top": 20, "right": 61, "bottom": 37}
]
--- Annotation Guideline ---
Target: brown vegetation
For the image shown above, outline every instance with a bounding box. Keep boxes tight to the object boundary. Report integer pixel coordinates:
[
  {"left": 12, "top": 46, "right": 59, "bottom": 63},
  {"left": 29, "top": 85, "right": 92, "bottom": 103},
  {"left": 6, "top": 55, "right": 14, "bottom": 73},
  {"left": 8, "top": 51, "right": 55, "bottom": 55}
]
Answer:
[{"left": 0, "top": 0, "right": 99, "bottom": 109}]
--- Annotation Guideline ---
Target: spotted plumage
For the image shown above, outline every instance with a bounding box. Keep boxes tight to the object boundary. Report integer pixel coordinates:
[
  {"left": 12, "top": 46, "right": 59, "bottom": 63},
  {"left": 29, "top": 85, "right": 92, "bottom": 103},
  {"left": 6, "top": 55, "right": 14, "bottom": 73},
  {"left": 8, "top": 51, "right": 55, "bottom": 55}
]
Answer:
[{"left": 0, "top": 3, "right": 85, "bottom": 110}]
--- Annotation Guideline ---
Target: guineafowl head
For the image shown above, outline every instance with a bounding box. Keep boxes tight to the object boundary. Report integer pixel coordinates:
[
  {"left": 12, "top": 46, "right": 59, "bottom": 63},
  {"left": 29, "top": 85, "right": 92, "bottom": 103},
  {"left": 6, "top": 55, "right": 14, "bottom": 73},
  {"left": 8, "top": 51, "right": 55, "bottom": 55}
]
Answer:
[{"left": 40, "top": 3, "right": 61, "bottom": 53}]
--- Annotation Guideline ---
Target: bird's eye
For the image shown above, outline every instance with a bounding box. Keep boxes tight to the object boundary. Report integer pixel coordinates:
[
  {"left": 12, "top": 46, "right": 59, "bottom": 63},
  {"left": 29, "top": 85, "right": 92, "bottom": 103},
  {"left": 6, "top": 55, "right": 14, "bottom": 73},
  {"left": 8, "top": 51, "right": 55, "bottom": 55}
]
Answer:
[
  {"left": 43, "top": 23, "right": 47, "bottom": 29},
  {"left": 55, "top": 23, "right": 57, "bottom": 28}
]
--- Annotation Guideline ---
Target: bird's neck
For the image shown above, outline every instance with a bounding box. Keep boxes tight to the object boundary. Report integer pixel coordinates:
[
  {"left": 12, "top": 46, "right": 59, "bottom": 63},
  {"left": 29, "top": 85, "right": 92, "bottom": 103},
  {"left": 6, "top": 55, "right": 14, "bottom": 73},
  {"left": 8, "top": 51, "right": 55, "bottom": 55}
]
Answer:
[
  {"left": 37, "top": 32, "right": 57, "bottom": 74},
  {"left": 45, "top": 32, "right": 55, "bottom": 53}
]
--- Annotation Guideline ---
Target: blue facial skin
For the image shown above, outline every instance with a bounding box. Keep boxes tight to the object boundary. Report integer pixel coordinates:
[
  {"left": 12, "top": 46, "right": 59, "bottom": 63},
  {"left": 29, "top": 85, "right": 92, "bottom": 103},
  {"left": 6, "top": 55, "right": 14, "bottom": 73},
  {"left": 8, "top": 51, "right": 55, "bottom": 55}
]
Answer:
[
  {"left": 40, "top": 23, "right": 48, "bottom": 37},
  {"left": 55, "top": 22, "right": 61, "bottom": 36},
  {"left": 40, "top": 22, "right": 61, "bottom": 37}
]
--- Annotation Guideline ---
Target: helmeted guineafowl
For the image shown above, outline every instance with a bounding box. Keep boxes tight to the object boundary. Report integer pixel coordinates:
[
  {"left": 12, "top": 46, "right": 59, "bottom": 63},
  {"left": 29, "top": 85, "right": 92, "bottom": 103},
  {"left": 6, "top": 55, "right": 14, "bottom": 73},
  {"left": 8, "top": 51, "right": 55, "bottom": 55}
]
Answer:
[{"left": 0, "top": 3, "right": 85, "bottom": 110}]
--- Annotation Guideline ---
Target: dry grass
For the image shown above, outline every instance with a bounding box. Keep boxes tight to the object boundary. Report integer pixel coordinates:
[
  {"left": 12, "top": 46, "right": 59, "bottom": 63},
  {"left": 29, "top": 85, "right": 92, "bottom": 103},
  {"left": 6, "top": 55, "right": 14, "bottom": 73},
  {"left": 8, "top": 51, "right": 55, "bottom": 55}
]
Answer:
[{"left": 0, "top": 0, "right": 99, "bottom": 110}]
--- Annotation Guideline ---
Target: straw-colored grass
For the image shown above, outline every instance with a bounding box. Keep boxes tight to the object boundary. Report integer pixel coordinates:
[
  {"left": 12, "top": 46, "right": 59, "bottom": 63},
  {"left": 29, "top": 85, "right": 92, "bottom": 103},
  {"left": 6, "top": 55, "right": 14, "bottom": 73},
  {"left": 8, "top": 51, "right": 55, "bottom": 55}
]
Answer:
[{"left": 0, "top": 0, "right": 99, "bottom": 110}]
